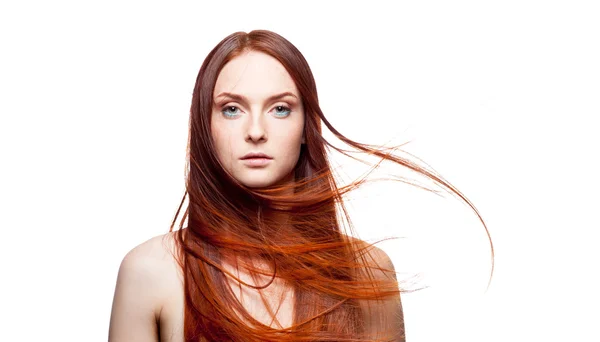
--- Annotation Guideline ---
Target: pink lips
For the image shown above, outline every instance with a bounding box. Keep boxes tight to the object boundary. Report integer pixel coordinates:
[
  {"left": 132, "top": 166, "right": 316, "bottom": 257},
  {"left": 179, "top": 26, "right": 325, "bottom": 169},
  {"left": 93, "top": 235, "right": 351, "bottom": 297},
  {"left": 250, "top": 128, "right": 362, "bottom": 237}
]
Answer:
[
  {"left": 241, "top": 158, "right": 272, "bottom": 167},
  {"left": 240, "top": 152, "right": 272, "bottom": 167},
  {"left": 241, "top": 152, "right": 272, "bottom": 160}
]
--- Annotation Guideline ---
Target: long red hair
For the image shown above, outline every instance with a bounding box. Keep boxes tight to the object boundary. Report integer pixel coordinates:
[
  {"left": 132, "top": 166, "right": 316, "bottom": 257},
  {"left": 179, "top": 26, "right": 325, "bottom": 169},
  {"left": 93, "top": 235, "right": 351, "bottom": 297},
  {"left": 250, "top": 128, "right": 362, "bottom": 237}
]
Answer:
[{"left": 168, "top": 29, "right": 493, "bottom": 341}]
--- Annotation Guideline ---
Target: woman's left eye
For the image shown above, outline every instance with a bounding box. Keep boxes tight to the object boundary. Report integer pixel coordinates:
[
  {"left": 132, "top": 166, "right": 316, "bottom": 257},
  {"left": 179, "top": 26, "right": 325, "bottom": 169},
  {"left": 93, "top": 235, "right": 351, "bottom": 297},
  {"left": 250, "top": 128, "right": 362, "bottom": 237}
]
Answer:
[{"left": 272, "top": 105, "right": 291, "bottom": 117}]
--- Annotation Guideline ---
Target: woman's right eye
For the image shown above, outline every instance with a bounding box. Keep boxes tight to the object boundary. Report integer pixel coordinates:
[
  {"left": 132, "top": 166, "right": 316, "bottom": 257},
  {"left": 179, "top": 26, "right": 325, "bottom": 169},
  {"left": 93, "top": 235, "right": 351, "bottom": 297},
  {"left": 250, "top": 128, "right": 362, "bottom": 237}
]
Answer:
[{"left": 221, "top": 105, "right": 240, "bottom": 118}]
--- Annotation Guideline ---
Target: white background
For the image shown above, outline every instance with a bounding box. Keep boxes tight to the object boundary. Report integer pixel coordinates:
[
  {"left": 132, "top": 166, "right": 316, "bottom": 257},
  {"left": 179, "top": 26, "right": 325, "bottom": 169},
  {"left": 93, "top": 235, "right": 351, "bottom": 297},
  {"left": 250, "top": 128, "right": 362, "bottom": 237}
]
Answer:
[{"left": 1, "top": 1, "right": 598, "bottom": 341}]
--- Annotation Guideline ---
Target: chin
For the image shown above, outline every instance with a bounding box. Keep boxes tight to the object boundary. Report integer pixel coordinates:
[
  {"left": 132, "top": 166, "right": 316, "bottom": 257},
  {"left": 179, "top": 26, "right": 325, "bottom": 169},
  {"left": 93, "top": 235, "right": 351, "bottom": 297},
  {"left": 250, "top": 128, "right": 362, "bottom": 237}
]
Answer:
[
  {"left": 235, "top": 174, "right": 279, "bottom": 188},
  {"left": 236, "top": 171, "right": 294, "bottom": 189},
  {"left": 242, "top": 180, "right": 276, "bottom": 188}
]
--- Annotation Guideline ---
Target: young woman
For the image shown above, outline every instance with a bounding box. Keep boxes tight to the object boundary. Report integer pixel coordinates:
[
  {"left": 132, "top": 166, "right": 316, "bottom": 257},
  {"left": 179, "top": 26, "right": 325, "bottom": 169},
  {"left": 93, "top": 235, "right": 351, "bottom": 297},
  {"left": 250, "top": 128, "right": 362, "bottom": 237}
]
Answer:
[{"left": 109, "top": 29, "right": 492, "bottom": 342}]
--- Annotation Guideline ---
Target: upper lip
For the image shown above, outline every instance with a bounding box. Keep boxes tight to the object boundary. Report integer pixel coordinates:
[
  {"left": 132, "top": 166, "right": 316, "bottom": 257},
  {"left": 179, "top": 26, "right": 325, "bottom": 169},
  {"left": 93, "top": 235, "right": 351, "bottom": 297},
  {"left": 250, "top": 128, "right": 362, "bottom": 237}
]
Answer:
[{"left": 240, "top": 152, "right": 273, "bottom": 159}]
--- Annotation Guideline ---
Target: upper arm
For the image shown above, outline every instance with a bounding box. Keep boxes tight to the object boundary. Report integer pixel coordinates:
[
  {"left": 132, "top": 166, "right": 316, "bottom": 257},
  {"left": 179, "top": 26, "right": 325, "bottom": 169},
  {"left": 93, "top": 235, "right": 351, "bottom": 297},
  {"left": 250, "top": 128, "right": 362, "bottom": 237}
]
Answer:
[
  {"left": 108, "top": 239, "right": 164, "bottom": 342},
  {"left": 357, "top": 243, "right": 405, "bottom": 342}
]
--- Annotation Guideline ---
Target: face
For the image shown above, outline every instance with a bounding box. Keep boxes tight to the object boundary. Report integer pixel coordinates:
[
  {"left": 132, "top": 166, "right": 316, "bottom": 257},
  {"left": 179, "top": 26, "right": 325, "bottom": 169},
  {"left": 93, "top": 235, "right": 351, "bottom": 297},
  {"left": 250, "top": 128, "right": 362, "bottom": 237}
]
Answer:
[{"left": 211, "top": 50, "right": 305, "bottom": 189}]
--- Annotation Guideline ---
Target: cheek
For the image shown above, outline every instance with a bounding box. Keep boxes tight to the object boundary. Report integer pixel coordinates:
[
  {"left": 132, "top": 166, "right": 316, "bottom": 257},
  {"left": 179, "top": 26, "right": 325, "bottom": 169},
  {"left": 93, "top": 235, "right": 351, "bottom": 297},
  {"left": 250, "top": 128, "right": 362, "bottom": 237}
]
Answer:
[
  {"left": 211, "top": 124, "right": 233, "bottom": 158},
  {"left": 281, "top": 116, "right": 304, "bottom": 142},
  {"left": 280, "top": 126, "right": 304, "bottom": 158},
  {"left": 210, "top": 126, "right": 221, "bottom": 151},
  {"left": 274, "top": 129, "right": 303, "bottom": 150}
]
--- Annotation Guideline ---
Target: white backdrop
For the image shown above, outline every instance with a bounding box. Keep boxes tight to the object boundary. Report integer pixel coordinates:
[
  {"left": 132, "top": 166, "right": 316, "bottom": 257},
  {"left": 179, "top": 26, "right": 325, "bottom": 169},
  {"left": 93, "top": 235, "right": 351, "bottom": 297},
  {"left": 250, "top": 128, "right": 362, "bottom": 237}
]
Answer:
[{"left": 1, "top": 1, "right": 598, "bottom": 341}]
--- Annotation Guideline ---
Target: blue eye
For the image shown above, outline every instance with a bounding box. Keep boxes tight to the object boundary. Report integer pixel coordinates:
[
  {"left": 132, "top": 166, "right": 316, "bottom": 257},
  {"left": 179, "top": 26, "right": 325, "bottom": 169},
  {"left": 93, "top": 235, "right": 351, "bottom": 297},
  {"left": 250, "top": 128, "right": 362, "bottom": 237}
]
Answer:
[
  {"left": 221, "top": 106, "right": 240, "bottom": 118},
  {"left": 220, "top": 105, "right": 292, "bottom": 118},
  {"left": 273, "top": 105, "right": 291, "bottom": 117}
]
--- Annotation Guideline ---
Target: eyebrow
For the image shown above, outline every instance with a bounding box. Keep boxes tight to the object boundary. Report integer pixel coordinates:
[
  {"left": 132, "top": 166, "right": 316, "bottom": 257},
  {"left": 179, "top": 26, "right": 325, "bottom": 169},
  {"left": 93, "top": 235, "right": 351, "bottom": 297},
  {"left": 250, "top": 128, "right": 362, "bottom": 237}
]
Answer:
[{"left": 214, "top": 91, "right": 298, "bottom": 104}]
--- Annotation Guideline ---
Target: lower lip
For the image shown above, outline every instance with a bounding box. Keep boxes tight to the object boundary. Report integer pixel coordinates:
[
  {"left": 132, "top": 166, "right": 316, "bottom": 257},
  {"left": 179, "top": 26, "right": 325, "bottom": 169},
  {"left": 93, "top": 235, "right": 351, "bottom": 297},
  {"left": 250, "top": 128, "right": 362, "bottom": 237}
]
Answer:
[{"left": 241, "top": 158, "right": 272, "bottom": 166}]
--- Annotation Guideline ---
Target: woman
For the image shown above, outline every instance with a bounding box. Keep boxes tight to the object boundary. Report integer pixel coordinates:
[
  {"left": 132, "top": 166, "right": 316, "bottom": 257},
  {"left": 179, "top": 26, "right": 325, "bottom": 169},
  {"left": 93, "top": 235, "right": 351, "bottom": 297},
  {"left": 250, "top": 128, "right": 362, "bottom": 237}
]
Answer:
[{"left": 109, "top": 29, "right": 492, "bottom": 342}]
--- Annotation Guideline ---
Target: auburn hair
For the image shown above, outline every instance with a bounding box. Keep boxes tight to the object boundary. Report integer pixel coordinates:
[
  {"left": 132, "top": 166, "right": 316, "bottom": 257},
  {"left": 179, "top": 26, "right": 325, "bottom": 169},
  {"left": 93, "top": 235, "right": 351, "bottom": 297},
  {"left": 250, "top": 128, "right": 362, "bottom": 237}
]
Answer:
[{"left": 167, "top": 29, "right": 493, "bottom": 341}]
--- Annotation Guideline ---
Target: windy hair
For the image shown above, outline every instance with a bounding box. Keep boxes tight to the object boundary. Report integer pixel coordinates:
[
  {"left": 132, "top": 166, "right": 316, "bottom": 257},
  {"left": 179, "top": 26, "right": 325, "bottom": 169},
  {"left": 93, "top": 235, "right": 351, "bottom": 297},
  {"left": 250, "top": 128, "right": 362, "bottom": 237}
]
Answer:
[{"left": 168, "top": 29, "right": 494, "bottom": 342}]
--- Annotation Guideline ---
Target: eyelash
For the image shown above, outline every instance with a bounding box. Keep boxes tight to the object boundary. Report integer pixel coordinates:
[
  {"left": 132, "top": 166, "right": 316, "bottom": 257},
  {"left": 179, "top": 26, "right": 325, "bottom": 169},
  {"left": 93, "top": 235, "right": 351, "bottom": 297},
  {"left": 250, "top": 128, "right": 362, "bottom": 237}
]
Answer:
[{"left": 220, "top": 104, "right": 292, "bottom": 119}]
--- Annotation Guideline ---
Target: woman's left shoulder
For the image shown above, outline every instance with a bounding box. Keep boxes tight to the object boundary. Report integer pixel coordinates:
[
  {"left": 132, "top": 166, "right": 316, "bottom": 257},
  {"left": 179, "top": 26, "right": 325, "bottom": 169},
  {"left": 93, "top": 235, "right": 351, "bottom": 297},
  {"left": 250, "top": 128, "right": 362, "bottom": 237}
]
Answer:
[
  {"left": 344, "top": 235, "right": 396, "bottom": 277},
  {"left": 344, "top": 235, "right": 404, "bottom": 341}
]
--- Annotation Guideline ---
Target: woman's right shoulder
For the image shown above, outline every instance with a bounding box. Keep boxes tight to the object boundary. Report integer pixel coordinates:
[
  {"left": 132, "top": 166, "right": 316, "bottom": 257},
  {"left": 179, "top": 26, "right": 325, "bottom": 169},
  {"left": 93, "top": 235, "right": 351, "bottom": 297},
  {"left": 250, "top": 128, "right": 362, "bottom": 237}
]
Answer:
[
  {"left": 122, "top": 230, "right": 185, "bottom": 279},
  {"left": 109, "top": 231, "right": 186, "bottom": 340},
  {"left": 116, "top": 231, "right": 185, "bottom": 304},
  {"left": 122, "top": 231, "right": 180, "bottom": 265}
]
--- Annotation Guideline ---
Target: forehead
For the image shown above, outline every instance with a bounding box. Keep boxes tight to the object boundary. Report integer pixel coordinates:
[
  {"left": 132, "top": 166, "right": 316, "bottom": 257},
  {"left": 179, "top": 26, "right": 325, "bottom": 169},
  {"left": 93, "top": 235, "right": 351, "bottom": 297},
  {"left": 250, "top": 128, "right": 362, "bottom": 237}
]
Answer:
[{"left": 213, "top": 50, "right": 299, "bottom": 100}]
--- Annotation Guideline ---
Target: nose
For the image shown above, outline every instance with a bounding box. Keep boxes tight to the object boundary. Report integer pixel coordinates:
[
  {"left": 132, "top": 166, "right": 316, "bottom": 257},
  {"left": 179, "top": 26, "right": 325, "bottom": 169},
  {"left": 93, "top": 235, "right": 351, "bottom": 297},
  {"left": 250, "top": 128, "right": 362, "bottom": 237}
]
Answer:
[{"left": 245, "top": 113, "right": 267, "bottom": 143}]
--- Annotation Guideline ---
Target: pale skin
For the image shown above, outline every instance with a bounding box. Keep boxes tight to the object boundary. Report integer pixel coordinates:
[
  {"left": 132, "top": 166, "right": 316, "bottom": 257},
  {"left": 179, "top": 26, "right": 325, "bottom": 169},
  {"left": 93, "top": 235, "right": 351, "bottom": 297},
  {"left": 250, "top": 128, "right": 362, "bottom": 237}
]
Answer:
[{"left": 108, "top": 51, "right": 404, "bottom": 341}]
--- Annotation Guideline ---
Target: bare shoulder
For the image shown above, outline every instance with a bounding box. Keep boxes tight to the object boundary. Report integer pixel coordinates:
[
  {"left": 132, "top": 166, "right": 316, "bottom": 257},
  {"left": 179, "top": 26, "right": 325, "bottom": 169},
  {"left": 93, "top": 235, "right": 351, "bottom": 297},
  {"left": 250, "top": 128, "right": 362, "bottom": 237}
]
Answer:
[
  {"left": 119, "top": 232, "right": 181, "bottom": 280},
  {"left": 123, "top": 231, "right": 184, "bottom": 292},
  {"left": 108, "top": 231, "right": 183, "bottom": 341},
  {"left": 344, "top": 235, "right": 405, "bottom": 342},
  {"left": 125, "top": 231, "right": 181, "bottom": 267},
  {"left": 344, "top": 235, "right": 397, "bottom": 278}
]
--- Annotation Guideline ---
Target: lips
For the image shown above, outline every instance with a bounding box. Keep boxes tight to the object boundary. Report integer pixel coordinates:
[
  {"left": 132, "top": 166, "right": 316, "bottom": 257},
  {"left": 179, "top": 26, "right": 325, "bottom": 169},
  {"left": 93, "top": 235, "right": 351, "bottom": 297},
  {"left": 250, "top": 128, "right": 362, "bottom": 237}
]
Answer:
[{"left": 240, "top": 152, "right": 273, "bottom": 160}]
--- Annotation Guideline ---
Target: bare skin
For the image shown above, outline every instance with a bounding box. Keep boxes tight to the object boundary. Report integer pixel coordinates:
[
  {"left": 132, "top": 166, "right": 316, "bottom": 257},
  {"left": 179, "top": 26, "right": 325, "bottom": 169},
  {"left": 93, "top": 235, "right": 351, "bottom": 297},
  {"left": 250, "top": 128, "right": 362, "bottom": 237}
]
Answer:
[
  {"left": 109, "top": 50, "right": 403, "bottom": 341},
  {"left": 108, "top": 230, "right": 404, "bottom": 341}
]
